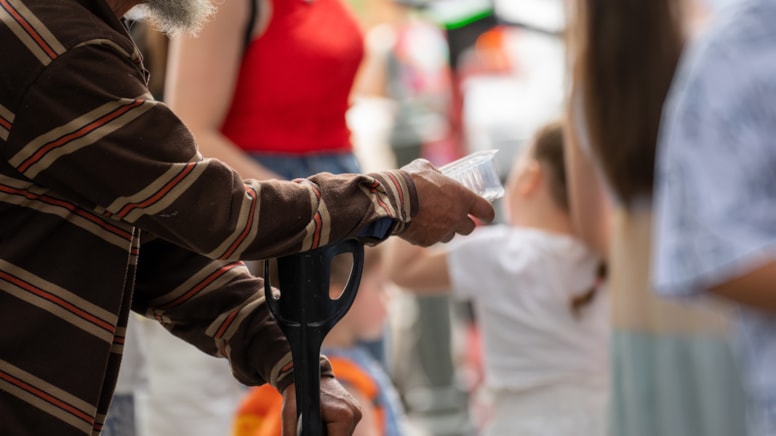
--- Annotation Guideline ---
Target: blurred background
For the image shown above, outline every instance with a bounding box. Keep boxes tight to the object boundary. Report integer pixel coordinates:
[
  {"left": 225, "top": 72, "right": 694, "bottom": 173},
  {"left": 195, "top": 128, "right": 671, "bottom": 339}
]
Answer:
[{"left": 122, "top": 1, "right": 729, "bottom": 435}]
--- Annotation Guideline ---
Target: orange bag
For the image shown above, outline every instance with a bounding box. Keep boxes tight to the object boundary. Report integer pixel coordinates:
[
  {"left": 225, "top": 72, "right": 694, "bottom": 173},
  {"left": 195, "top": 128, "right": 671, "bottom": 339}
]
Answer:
[{"left": 232, "top": 356, "right": 384, "bottom": 436}]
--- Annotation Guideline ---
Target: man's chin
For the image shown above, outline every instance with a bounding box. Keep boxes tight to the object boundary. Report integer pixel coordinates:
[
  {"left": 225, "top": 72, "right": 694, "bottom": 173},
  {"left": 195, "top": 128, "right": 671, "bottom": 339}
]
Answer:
[{"left": 128, "top": 0, "right": 216, "bottom": 37}]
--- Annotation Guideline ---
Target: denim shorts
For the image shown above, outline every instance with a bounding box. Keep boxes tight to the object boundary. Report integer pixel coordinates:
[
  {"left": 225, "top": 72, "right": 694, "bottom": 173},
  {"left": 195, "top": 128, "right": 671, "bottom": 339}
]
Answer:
[
  {"left": 249, "top": 152, "right": 360, "bottom": 180},
  {"left": 102, "top": 393, "right": 135, "bottom": 436}
]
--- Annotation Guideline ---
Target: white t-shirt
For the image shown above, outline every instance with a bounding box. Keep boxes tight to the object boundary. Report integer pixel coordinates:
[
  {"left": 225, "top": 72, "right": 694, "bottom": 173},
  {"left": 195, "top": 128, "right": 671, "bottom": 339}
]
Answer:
[{"left": 447, "top": 225, "right": 609, "bottom": 392}]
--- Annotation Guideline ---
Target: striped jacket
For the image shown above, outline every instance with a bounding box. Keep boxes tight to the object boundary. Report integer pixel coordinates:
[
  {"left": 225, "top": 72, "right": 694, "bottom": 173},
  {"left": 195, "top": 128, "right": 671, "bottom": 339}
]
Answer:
[{"left": 0, "top": 0, "right": 416, "bottom": 434}]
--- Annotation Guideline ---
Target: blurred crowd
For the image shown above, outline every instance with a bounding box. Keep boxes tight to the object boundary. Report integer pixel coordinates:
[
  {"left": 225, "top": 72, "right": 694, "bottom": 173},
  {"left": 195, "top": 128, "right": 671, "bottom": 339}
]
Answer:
[{"left": 108, "top": 0, "right": 774, "bottom": 435}]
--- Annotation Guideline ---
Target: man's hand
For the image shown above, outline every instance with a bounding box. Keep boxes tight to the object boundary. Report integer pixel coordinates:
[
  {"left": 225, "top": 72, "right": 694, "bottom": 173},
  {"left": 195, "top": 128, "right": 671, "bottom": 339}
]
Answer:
[
  {"left": 280, "top": 377, "right": 362, "bottom": 436},
  {"left": 400, "top": 159, "right": 496, "bottom": 246}
]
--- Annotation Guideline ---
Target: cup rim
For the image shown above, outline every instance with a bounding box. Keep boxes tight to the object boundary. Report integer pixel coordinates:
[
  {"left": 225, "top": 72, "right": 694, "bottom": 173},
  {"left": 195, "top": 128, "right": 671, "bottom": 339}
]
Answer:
[{"left": 439, "top": 150, "right": 499, "bottom": 175}]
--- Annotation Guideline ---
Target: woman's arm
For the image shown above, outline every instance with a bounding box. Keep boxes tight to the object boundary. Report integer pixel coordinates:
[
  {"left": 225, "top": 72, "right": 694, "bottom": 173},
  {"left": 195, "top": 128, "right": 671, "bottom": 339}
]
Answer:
[
  {"left": 165, "top": 0, "right": 280, "bottom": 180},
  {"left": 383, "top": 237, "right": 452, "bottom": 294},
  {"left": 564, "top": 92, "right": 612, "bottom": 258},
  {"left": 709, "top": 261, "right": 776, "bottom": 312}
]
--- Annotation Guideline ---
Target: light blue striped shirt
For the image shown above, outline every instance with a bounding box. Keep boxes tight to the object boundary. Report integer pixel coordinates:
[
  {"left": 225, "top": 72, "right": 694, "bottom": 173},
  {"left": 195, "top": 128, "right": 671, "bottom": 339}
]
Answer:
[{"left": 653, "top": 1, "right": 776, "bottom": 433}]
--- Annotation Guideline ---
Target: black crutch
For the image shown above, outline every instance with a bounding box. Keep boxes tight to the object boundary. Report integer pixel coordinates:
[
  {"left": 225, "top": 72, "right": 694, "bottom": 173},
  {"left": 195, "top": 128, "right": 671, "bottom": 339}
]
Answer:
[{"left": 264, "top": 239, "right": 364, "bottom": 436}]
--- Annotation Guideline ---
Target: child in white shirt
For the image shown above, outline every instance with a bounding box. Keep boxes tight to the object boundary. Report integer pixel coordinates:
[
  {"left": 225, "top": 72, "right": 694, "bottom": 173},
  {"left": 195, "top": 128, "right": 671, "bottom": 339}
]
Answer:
[{"left": 385, "top": 120, "right": 609, "bottom": 436}]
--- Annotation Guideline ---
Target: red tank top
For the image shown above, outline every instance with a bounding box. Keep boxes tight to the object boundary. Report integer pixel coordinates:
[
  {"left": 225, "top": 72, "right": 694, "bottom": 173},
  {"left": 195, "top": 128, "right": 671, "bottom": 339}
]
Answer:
[{"left": 221, "top": 0, "right": 364, "bottom": 155}]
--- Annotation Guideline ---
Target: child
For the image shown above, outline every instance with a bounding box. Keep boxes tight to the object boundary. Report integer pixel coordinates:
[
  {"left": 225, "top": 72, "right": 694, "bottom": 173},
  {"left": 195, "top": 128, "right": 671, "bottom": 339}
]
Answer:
[
  {"left": 232, "top": 246, "right": 407, "bottom": 436},
  {"left": 384, "top": 120, "right": 609, "bottom": 436}
]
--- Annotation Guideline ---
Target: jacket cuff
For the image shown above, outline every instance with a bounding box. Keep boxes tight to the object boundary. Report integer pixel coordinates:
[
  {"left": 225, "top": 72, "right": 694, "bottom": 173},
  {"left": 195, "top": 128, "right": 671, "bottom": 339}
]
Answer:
[
  {"left": 368, "top": 169, "right": 418, "bottom": 237},
  {"left": 272, "top": 354, "right": 335, "bottom": 393}
]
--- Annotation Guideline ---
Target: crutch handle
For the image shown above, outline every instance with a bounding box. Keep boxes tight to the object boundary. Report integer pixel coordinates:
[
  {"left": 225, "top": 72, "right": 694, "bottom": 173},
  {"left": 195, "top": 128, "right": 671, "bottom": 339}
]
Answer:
[{"left": 264, "top": 239, "right": 364, "bottom": 436}]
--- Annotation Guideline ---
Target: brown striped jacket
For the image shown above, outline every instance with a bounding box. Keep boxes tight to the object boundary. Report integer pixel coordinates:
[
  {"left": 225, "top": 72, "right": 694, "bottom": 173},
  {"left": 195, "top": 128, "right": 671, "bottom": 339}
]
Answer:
[{"left": 0, "top": 0, "right": 416, "bottom": 434}]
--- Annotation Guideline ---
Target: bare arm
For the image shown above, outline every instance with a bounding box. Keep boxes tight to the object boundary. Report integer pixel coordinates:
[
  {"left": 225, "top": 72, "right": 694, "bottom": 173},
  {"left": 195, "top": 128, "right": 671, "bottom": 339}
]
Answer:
[
  {"left": 564, "top": 94, "right": 612, "bottom": 258},
  {"left": 383, "top": 237, "right": 452, "bottom": 294},
  {"left": 350, "top": 25, "right": 390, "bottom": 100},
  {"left": 165, "top": 0, "right": 280, "bottom": 180},
  {"left": 709, "top": 261, "right": 776, "bottom": 312}
]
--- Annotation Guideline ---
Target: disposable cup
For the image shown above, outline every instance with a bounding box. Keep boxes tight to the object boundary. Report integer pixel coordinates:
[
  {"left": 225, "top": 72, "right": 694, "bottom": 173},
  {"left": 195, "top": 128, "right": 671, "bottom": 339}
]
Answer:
[{"left": 440, "top": 150, "right": 505, "bottom": 202}]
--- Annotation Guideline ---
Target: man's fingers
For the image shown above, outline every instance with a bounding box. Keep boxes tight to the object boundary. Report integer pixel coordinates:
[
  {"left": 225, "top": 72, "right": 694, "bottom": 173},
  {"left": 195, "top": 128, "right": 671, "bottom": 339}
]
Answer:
[
  {"left": 326, "top": 420, "right": 358, "bottom": 436},
  {"left": 468, "top": 195, "right": 496, "bottom": 223},
  {"left": 400, "top": 160, "right": 496, "bottom": 246},
  {"left": 455, "top": 216, "right": 477, "bottom": 236},
  {"left": 319, "top": 377, "right": 362, "bottom": 435}
]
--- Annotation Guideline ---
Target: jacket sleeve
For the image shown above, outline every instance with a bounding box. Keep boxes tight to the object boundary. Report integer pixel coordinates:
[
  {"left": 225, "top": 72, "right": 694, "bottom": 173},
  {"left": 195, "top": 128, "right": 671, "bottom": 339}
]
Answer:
[
  {"left": 4, "top": 41, "right": 417, "bottom": 262},
  {"left": 133, "top": 232, "right": 300, "bottom": 390},
  {"left": 3, "top": 39, "right": 414, "bottom": 389}
]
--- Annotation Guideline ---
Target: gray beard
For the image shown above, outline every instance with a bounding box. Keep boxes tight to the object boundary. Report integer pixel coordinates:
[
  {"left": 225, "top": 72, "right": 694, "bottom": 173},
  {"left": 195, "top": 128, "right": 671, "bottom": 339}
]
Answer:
[{"left": 132, "top": 0, "right": 216, "bottom": 36}]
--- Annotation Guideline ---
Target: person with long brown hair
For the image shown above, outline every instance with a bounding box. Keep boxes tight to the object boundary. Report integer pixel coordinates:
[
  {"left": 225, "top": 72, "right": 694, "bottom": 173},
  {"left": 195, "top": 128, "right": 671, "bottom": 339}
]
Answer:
[{"left": 564, "top": 0, "right": 748, "bottom": 434}]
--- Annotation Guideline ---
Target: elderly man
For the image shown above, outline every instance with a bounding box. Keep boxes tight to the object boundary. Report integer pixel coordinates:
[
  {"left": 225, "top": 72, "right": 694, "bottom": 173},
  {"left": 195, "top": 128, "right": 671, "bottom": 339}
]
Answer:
[{"left": 0, "top": 0, "right": 494, "bottom": 435}]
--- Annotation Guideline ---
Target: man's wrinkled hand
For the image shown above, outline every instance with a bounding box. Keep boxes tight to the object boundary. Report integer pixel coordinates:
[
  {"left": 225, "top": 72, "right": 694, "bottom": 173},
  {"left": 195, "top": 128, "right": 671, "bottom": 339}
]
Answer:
[
  {"left": 400, "top": 159, "right": 495, "bottom": 246},
  {"left": 280, "top": 377, "right": 362, "bottom": 436}
]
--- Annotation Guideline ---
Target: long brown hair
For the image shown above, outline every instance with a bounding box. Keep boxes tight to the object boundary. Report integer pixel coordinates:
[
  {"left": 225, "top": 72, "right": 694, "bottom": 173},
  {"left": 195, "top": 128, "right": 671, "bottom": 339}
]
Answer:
[{"left": 568, "top": 0, "right": 684, "bottom": 206}]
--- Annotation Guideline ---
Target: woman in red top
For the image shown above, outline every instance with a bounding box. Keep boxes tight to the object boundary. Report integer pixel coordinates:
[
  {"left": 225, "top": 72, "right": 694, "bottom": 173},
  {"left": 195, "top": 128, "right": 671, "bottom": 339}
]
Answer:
[
  {"left": 144, "top": 2, "right": 370, "bottom": 435},
  {"left": 166, "top": 0, "right": 365, "bottom": 180}
]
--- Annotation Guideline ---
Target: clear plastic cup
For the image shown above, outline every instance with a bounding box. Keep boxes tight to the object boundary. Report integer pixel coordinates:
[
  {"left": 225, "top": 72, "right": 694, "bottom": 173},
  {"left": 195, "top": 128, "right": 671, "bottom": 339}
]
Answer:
[{"left": 440, "top": 150, "right": 505, "bottom": 202}]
